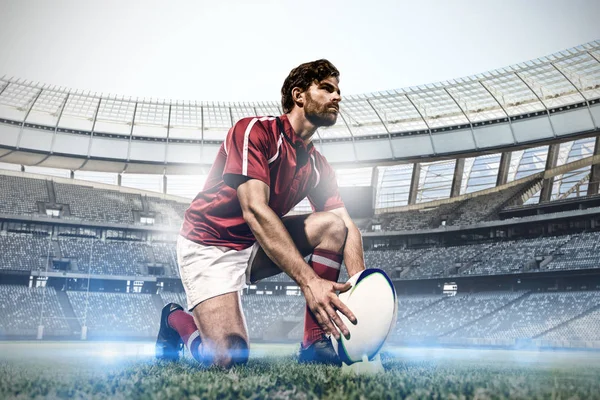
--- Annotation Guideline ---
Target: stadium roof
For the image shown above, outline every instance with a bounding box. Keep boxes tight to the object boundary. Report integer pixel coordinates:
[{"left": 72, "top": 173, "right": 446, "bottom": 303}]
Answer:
[
  {"left": 0, "top": 41, "right": 598, "bottom": 173},
  {"left": 1, "top": 41, "right": 598, "bottom": 141}
]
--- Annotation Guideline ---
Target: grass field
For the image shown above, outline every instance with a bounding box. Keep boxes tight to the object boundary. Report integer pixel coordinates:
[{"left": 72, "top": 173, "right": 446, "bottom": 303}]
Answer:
[{"left": 2, "top": 341, "right": 600, "bottom": 399}]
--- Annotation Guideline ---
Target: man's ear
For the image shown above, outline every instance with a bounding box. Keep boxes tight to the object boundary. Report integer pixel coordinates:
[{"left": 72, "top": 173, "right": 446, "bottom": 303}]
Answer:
[{"left": 292, "top": 87, "right": 304, "bottom": 108}]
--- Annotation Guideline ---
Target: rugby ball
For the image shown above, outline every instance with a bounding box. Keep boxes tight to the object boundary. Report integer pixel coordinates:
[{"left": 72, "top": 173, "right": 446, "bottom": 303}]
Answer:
[{"left": 332, "top": 268, "right": 397, "bottom": 365}]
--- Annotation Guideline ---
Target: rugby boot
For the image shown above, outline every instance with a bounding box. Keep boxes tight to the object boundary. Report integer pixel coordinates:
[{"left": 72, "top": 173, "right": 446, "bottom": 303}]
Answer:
[
  {"left": 155, "top": 303, "right": 184, "bottom": 361},
  {"left": 298, "top": 334, "right": 342, "bottom": 366}
]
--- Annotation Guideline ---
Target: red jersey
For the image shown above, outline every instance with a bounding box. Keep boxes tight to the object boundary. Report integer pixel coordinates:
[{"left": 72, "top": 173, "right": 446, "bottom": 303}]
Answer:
[{"left": 180, "top": 114, "right": 344, "bottom": 250}]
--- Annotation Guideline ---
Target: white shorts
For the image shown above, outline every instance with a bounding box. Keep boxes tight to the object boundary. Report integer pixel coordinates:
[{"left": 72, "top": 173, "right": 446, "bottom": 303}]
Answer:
[{"left": 176, "top": 235, "right": 260, "bottom": 311}]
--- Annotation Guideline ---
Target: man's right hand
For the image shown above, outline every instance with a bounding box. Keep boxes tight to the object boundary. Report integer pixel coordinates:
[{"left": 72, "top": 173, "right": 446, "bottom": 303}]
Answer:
[{"left": 301, "top": 276, "right": 357, "bottom": 340}]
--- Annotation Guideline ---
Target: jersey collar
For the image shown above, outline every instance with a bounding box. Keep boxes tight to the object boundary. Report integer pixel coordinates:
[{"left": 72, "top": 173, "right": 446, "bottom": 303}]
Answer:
[{"left": 279, "top": 114, "right": 315, "bottom": 153}]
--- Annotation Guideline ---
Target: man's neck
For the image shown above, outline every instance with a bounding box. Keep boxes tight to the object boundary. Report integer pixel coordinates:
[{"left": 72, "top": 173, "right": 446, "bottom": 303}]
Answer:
[{"left": 286, "top": 109, "right": 317, "bottom": 145}]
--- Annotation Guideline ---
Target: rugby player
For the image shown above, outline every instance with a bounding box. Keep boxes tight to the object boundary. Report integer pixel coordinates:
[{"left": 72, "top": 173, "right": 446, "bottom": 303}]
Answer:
[{"left": 156, "top": 59, "right": 365, "bottom": 368}]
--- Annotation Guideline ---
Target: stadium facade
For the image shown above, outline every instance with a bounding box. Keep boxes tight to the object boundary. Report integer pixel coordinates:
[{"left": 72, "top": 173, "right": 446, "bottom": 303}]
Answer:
[{"left": 1, "top": 41, "right": 600, "bottom": 349}]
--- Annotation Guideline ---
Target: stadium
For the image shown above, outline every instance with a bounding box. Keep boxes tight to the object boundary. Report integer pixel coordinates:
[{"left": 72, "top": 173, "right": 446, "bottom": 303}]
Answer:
[{"left": 1, "top": 21, "right": 600, "bottom": 398}]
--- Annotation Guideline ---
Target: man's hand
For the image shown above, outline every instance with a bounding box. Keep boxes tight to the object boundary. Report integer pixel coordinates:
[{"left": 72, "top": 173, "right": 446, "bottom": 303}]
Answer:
[{"left": 301, "top": 276, "right": 357, "bottom": 340}]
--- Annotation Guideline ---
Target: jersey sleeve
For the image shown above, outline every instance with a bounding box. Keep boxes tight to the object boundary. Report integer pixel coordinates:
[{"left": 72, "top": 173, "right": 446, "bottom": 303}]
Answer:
[
  {"left": 307, "top": 153, "right": 345, "bottom": 212},
  {"left": 222, "top": 118, "right": 272, "bottom": 189}
]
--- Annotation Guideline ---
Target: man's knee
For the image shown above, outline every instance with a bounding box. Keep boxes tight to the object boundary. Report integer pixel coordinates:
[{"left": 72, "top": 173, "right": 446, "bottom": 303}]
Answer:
[
  {"left": 308, "top": 212, "right": 347, "bottom": 251},
  {"left": 208, "top": 334, "right": 249, "bottom": 368},
  {"left": 226, "top": 334, "right": 249, "bottom": 366}
]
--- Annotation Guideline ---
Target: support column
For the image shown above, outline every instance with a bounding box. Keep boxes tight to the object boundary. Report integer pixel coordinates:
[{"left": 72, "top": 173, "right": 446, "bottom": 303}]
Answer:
[
  {"left": 450, "top": 158, "right": 465, "bottom": 198},
  {"left": 588, "top": 136, "right": 600, "bottom": 196},
  {"left": 117, "top": 173, "right": 122, "bottom": 187},
  {"left": 496, "top": 152, "right": 511, "bottom": 186},
  {"left": 539, "top": 144, "right": 560, "bottom": 203},
  {"left": 163, "top": 174, "right": 168, "bottom": 194},
  {"left": 370, "top": 166, "right": 379, "bottom": 210},
  {"left": 408, "top": 163, "right": 420, "bottom": 205}
]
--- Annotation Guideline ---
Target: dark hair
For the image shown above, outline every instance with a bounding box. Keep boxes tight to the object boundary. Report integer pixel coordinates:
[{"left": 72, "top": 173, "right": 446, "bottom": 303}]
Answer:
[{"left": 281, "top": 59, "right": 339, "bottom": 113}]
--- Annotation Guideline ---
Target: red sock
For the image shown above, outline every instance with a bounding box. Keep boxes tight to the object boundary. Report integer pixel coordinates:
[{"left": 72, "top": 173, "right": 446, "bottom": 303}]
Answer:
[
  {"left": 303, "top": 248, "right": 342, "bottom": 347},
  {"left": 168, "top": 310, "right": 202, "bottom": 361}
]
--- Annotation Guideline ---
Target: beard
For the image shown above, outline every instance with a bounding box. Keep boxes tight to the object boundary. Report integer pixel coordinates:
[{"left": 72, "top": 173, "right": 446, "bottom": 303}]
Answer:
[{"left": 304, "top": 91, "right": 338, "bottom": 127}]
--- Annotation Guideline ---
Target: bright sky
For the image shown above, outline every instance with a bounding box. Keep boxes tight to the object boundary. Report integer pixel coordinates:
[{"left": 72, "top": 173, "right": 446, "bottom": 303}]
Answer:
[{"left": 0, "top": 0, "right": 599, "bottom": 103}]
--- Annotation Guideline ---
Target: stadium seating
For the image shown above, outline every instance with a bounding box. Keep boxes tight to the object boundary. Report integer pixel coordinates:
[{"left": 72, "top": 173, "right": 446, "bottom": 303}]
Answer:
[
  {"left": 382, "top": 202, "right": 460, "bottom": 231},
  {"left": 147, "top": 197, "right": 187, "bottom": 228},
  {"left": 364, "top": 248, "right": 424, "bottom": 278},
  {"left": 447, "top": 180, "right": 538, "bottom": 226},
  {"left": 67, "top": 291, "right": 159, "bottom": 337},
  {"left": 544, "top": 232, "right": 600, "bottom": 271},
  {"left": 363, "top": 232, "right": 600, "bottom": 281},
  {"left": 393, "top": 292, "right": 525, "bottom": 341},
  {"left": 379, "top": 179, "right": 541, "bottom": 232},
  {"left": 0, "top": 285, "right": 70, "bottom": 336},
  {"left": 0, "top": 175, "right": 48, "bottom": 215},
  {"left": 446, "top": 291, "right": 600, "bottom": 341},
  {"left": 58, "top": 237, "right": 92, "bottom": 273},
  {"left": 402, "top": 243, "right": 492, "bottom": 279},
  {"left": 241, "top": 294, "right": 304, "bottom": 339},
  {"left": 150, "top": 242, "right": 179, "bottom": 277},
  {"left": 465, "top": 235, "right": 572, "bottom": 276},
  {"left": 1, "top": 229, "right": 597, "bottom": 279},
  {"left": 397, "top": 294, "right": 444, "bottom": 320},
  {"left": 159, "top": 291, "right": 187, "bottom": 308},
  {"left": 54, "top": 182, "right": 143, "bottom": 224},
  {"left": 540, "top": 307, "right": 600, "bottom": 341},
  {"left": 58, "top": 237, "right": 150, "bottom": 276},
  {"left": 0, "top": 232, "right": 53, "bottom": 271},
  {"left": 1, "top": 284, "right": 600, "bottom": 346}
]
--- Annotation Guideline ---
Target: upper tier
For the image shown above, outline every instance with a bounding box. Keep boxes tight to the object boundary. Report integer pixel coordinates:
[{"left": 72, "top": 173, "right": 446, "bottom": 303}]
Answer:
[{"left": 1, "top": 41, "right": 599, "bottom": 171}]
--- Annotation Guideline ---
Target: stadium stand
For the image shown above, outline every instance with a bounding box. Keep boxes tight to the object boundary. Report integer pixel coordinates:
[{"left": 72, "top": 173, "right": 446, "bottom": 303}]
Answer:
[
  {"left": 54, "top": 182, "right": 143, "bottom": 224},
  {"left": 397, "top": 294, "right": 444, "bottom": 320},
  {"left": 147, "top": 197, "right": 187, "bottom": 228},
  {"left": 364, "top": 248, "right": 425, "bottom": 278},
  {"left": 0, "top": 285, "right": 70, "bottom": 337},
  {"left": 67, "top": 291, "right": 159, "bottom": 337},
  {"left": 1, "top": 284, "right": 600, "bottom": 346},
  {"left": 540, "top": 307, "right": 600, "bottom": 342},
  {"left": 381, "top": 202, "right": 460, "bottom": 231},
  {"left": 379, "top": 178, "right": 542, "bottom": 231},
  {"left": 544, "top": 232, "right": 600, "bottom": 271},
  {"left": 1, "top": 229, "right": 596, "bottom": 279},
  {"left": 151, "top": 242, "right": 179, "bottom": 275},
  {"left": 362, "top": 232, "right": 600, "bottom": 281},
  {"left": 58, "top": 237, "right": 150, "bottom": 276},
  {"left": 447, "top": 179, "right": 541, "bottom": 226},
  {"left": 465, "top": 235, "right": 572, "bottom": 276},
  {"left": 402, "top": 243, "right": 493, "bottom": 279},
  {"left": 393, "top": 292, "right": 525, "bottom": 341},
  {"left": 159, "top": 291, "right": 187, "bottom": 308},
  {"left": 58, "top": 236, "right": 92, "bottom": 273},
  {"left": 90, "top": 240, "right": 150, "bottom": 276},
  {"left": 241, "top": 295, "right": 304, "bottom": 340},
  {"left": 446, "top": 291, "right": 600, "bottom": 342},
  {"left": 0, "top": 175, "right": 48, "bottom": 215},
  {"left": 0, "top": 232, "right": 53, "bottom": 271}
]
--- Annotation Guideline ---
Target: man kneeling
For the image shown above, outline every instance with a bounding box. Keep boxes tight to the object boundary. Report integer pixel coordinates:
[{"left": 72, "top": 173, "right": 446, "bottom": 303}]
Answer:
[{"left": 156, "top": 59, "right": 364, "bottom": 368}]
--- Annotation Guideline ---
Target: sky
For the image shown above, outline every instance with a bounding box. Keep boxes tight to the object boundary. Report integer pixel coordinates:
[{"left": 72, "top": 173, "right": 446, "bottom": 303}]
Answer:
[{"left": 0, "top": 0, "right": 599, "bottom": 103}]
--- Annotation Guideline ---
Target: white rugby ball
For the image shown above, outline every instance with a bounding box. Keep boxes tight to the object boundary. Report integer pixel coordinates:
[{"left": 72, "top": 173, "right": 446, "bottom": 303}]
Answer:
[{"left": 332, "top": 268, "right": 397, "bottom": 365}]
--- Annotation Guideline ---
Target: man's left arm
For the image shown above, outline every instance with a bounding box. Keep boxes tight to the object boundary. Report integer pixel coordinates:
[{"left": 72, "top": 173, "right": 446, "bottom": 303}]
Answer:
[{"left": 328, "top": 207, "right": 365, "bottom": 277}]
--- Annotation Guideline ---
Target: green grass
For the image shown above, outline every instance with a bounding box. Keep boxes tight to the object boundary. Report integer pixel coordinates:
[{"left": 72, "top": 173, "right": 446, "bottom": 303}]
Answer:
[{"left": 1, "top": 343, "right": 600, "bottom": 399}]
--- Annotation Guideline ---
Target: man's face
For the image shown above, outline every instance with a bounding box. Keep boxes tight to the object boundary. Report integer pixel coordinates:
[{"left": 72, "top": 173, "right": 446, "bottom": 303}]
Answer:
[{"left": 303, "top": 76, "right": 341, "bottom": 128}]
